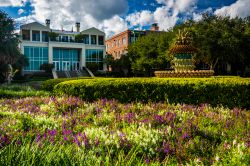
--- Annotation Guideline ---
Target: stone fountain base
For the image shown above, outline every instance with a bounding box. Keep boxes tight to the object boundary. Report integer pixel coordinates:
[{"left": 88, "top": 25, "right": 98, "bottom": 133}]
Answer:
[{"left": 154, "top": 70, "right": 214, "bottom": 78}]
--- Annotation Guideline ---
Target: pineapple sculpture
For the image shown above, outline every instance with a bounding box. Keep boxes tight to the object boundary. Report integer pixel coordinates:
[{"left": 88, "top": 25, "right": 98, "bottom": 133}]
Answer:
[
  {"left": 154, "top": 29, "right": 214, "bottom": 77},
  {"left": 169, "top": 29, "right": 197, "bottom": 72}
]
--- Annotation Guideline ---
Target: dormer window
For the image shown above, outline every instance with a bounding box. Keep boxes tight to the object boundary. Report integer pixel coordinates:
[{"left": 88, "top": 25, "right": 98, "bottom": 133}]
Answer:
[
  {"left": 91, "top": 35, "right": 97, "bottom": 45},
  {"left": 32, "top": 30, "right": 40, "bottom": 41},
  {"left": 98, "top": 35, "right": 104, "bottom": 45},
  {"left": 22, "top": 30, "right": 30, "bottom": 40}
]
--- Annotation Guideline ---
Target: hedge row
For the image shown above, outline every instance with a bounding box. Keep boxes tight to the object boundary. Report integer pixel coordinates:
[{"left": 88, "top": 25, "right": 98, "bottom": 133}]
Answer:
[
  {"left": 41, "top": 77, "right": 92, "bottom": 91},
  {"left": 54, "top": 77, "right": 250, "bottom": 109}
]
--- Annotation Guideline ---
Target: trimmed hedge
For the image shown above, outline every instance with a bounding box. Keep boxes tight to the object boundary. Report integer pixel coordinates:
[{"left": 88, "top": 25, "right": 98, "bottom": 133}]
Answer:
[
  {"left": 41, "top": 77, "right": 92, "bottom": 91},
  {"left": 54, "top": 77, "right": 250, "bottom": 109}
]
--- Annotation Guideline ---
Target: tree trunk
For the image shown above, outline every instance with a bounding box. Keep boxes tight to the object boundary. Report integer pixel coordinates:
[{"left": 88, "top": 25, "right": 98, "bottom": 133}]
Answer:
[{"left": 211, "top": 58, "right": 219, "bottom": 70}]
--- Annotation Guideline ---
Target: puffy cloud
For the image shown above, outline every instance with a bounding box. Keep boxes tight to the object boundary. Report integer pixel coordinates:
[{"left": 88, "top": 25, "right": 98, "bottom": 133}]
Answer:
[
  {"left": 215, "top": 0, "right": 250, "bottom": 18},
  {"left": 0, "top": 0, "right": 27, "bottom": 7},
  {"left": 17, "top": 9, "right": 25, "bottom": 15},
  {"left": 101, "top": 15, "right": 128, "bottom": 37},
  {"left": 125, "top": 0, "right": 197, "bottom": 31},
  {"left": 14, "top": 0, "right": 128, "bottom": 37},
  {"left": 126, "top": 10, "right": 154, "bottom": 27},
  {"left": 156, "top": 0, "right": 197, "bottom": 13}
]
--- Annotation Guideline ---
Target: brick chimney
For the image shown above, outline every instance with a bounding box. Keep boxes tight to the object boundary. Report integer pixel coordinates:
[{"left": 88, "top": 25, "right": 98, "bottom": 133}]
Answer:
[
  {"left": 150, "top": 23, "right": 159, "bottom": 31},
  {"left": 45, "top": 19, "right": 50, "bottom": 28},
  {"left": 76, "top": 22, "right": 80, "bottom": 32}
]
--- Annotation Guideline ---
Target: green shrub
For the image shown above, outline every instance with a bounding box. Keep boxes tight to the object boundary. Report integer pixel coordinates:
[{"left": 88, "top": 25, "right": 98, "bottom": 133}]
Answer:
[
  {"left": 41, "top": 77, "right": 92, "bottom": 91},
  {"left": 54, "top": 77, "right": 250, "bottom": 108}
]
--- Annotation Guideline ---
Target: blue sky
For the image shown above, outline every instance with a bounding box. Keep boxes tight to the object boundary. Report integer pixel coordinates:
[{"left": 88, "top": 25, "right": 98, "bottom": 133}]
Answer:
[{"left": 0, "top": 0, "right": 249, "bottom": 37}]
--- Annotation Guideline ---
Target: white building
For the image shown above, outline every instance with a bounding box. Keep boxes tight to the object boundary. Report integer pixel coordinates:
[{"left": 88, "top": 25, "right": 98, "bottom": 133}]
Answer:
[{"left": 20, "top": 19, "right": 106, "bottom": 73}]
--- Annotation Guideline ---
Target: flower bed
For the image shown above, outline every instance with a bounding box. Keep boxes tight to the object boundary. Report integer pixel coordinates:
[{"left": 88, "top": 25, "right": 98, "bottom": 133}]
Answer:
[{"left": 0, "top": 96, "right": 249, "bottom": 165}]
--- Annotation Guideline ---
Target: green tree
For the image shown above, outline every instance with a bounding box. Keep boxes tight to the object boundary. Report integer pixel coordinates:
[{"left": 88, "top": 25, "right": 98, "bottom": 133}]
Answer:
[
  {"left": 103, "top": 54, "right": 114, "bottom": 67},
  {"left": 184, "top": 13, "right": 250, "bottom": 74},
  {"left": 0, "top": 10, "right": 25, "bottom": 82},
  {"left": 128, "top": 32, "right": 175, "bottom": 76}
]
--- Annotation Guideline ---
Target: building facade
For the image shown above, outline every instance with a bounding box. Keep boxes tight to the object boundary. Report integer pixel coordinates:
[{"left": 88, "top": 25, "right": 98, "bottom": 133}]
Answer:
[
  {"left": 20, "top": 20, "right": 106, "bottom": 73},
  {"left": 106, "top": 23, "right": 160, "bottom": 59}
]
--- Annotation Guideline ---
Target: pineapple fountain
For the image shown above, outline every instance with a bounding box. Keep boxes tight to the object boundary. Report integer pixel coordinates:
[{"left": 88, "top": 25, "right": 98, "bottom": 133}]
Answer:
[{"left": 155, "top": 29, "right": 214, "bottom": 77}]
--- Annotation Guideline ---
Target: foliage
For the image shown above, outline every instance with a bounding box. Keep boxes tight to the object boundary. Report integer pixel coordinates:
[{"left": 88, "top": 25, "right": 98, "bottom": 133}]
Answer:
[
  {"left": 0, "top": 85, "right": 50, "bottom": 98},
  {"left": 103, "top": 54, "right": 114, "bottom": 67},
  {"left": 128, "top": 32, "right": 175, "bottom": 76},
  {"left": 0, "top": 10, "right": 26, "bottom": 82},
  {"left": 48, "top": 32, "right": 59, "bottom": 41},
  {"left": 54, "top": 77, "right": 250, "bottom": 109},
  {"left": 74, "top": 33, "right": 85, "bottom": 43},
  {"left": 126, "top": 14, "right": 250, "bottom": 76},
  {"left": 0, "top": 96, "right": 249, "bottom": 165},
  {"left": 179, "top": 13, "right": 250, "bottom": 73},
  {"left": 41, "top": 77, "right": 93, "bottom": 91}
]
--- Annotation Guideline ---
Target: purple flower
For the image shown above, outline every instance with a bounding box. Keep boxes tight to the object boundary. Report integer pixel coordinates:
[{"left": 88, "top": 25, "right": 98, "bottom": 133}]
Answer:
[
  {"left": 36, "top": 134, "right": 42, "bottom": 142},
  {"left": 95, "top": 138, "right": 100, "bottom": 147},
  {"left": 145, "top": 159, "right": 150, "bottom": 164},
  {"left": 73, "top": 135, "right": 81, "bottom": 147},
  {"left": 154, "top": 114, "right": 165, "bottom": 124},
  {"left": 63, "top": 129, "right": 72, "bottom": 135},
  {"left": 16, "top": 140, "right": 21, "bottom": 145},
  {"left": 182, "top": 132, "right": 189, "bottom": 139},
  {"left": 47, "top": 129, "right": 57, "bottom": 137},
  {"left": 162, "top": 141, "right": 172, "bottom": 155}
]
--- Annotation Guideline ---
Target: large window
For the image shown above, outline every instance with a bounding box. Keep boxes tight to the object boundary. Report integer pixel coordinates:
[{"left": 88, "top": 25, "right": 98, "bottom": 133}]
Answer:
[
  {"left": 24, "top": 46, "right": 48, "bottom": 71},
  {"left": 22, "top": 30, "right": 30, "bottom": 41},
  {"left": 32, "top": 30, "right": 40, "bottom": 41},
  {"left": 98, "top": 35, "right": 104, "bottom": 45},
  {"left": 53, "top": 48, "right": 80, "bottom": 71},
  {"left": 42, "top": 31, "right": 48, "bottom": 42},
  {"left": 83, "top": 34, "right": 89, "bottom": 44},
  {"left": 91, "top": 35, "right": 97, "bottom": 45},
  {"left": 86, "top": 49, "right": 104, "bottom": 70}
]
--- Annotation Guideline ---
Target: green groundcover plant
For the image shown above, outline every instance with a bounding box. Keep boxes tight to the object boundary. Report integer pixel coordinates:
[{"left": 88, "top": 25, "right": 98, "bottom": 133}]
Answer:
[
  {"left": 0, "top": 96, "right": 249, "bottom": 165},
  {"left": 0, "top": 84, "right": 49, "bottom": 98},
  {"left": 53, "top": 77, "right": 250, "bottom": 109}
]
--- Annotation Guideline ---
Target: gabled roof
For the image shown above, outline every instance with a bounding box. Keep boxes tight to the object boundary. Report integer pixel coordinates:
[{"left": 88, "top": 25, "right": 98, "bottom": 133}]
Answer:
[
  {"left": 20, "top": 22, "right": 50, "bottom": 31},
  {"left": 81, "top": 27, "right": 105, "bottom": 35}
]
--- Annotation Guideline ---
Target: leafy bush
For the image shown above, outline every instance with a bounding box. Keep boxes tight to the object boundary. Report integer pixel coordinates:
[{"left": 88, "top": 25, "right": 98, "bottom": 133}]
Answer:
[
  {"left": 41, "top": 77, "right": 92, "bottom": 91},
  {"left": 54, "top": 77, "right": 250, "bottom": 108}
]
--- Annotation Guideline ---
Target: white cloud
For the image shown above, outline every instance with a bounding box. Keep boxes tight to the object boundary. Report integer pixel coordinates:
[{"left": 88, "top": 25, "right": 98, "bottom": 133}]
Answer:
[
  {"left": 125, "top": 0, "right": 197, "bottom": 31},
  {"left": 0, "top": 0, "right": 27, "bottom": 7},
  {"left": 126, "top": 10, "right": 154, "bottom": 27},
  {"left": 156, "top": 0, "right": 197, "bottom": 13},
  {"left": 102, "top": 15, "right": 128, "bottom": 37},
  {"left": 14, "top": 0, "right": 128, "bottom": 37},
  {"left": 192, "top": 7, "right": 213, "bottom": 21},
  {"left": 14, "top": 0, "right": 200, "bottom": 37},
  {"left": 215, "top": 0, "right": 250, "bottom": 18},
  {"left": 17, "top": 9, "right": 25, "bottom": 15}
]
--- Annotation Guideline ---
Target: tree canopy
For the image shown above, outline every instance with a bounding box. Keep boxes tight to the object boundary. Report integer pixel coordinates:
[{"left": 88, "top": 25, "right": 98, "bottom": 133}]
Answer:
[
  {"left": 127, "top": 13, "right": 250, "bottom": 75},
  {"left": 0, "top": 10, "right": 26, "bottom": 82}
]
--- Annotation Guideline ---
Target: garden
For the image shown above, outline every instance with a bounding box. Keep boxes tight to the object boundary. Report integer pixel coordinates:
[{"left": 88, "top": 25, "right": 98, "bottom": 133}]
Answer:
[{"left": 0, "top": 77, "right": 250, "bottom": 165}]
